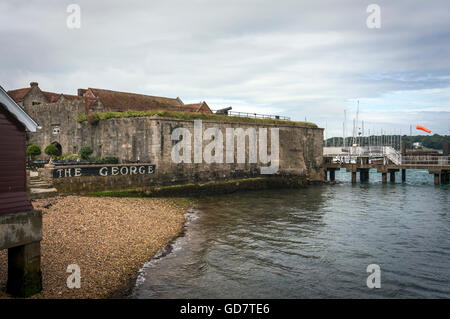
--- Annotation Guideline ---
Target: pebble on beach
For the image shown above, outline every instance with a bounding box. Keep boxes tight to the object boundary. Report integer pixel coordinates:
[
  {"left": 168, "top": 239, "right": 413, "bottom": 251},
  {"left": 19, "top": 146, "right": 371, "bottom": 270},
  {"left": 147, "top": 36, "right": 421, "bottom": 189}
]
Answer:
[{"left": 0, "top": 195, "right": 188, "bottom": 299}]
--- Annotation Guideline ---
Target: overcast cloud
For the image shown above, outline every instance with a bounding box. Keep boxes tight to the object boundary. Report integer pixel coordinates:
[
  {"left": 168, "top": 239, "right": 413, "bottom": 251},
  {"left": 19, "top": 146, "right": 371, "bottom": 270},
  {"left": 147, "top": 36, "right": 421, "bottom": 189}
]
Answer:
[{"left": 1, "top": 0, "right": 449, "bottom": 136}]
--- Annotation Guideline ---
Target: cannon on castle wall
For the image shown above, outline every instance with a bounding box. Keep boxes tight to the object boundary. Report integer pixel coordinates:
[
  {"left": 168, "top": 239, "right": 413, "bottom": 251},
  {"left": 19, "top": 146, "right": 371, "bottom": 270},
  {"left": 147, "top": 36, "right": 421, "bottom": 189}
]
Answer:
[{"left": 215, "top": 106, "right": 232, "bottom": 115}]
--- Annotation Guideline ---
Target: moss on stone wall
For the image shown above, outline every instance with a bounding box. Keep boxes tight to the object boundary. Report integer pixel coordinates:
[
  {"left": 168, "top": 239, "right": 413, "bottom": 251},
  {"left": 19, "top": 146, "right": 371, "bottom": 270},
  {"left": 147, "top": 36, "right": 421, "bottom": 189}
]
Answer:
[
  {"left": 87, "top": 176, "right": 309, "bottom": 198},
  {"left": 77, "top": 110, "right": 317, "bottom": 128}
]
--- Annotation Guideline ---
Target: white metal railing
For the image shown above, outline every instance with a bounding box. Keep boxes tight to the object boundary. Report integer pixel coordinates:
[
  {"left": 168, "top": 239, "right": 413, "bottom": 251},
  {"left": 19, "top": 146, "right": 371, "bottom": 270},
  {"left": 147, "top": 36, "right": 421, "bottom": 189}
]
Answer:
[
  {"left": 323, "top": 146, "right": 397, "bottom": 157},
  {"left": 212, "top": 110, "right": 290, "bottom": 121},
  {"left": 385, "top": 147, "right": 402, "bottom": 165}
]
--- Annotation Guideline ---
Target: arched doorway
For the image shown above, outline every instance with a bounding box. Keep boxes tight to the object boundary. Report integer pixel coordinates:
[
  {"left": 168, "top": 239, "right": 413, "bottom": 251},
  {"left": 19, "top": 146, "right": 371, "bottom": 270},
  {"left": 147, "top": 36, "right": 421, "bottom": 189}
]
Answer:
[{"left": 51, "top": 142, "right": 62, "bottom": 156}]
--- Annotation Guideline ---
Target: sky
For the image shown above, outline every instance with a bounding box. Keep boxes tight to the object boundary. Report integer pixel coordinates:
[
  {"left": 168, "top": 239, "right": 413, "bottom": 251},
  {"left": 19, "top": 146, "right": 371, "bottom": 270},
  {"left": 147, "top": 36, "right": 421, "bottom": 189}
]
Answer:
[{"left": 1, "top": 0, "right": 449, "bottom": 137}]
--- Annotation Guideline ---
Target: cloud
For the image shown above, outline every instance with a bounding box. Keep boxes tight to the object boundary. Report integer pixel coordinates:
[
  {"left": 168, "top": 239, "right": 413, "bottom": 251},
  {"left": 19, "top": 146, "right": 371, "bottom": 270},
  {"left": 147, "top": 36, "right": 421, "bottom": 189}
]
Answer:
[{"left": 0, "top": 0, "right": 449, "bottom": 135}]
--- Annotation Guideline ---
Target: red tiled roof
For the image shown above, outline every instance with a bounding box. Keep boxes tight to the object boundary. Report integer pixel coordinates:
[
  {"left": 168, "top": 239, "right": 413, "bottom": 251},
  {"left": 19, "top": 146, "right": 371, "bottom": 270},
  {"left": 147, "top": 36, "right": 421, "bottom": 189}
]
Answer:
[
  {"left": 60, "top": 93, "right": 86, "bottom": 101},
  {"left": 7, "top": 87, "right": 89, "bottom": 104},
  {"left": 7, "top": 84, "right": 212, "bottom": 114},
  {"left": 180, "top": 102, "right": 212, "bottom": 114},
  {"left": 41, "top": 91, "right": 62, "bottom": 103},
  {"left": 7, "top": 88, "right": 31, "bottom": 102},
  {"left": 182, "top": 103, "right": 203, "bottom": 112},
  {"left": 86, "top": 88, "right": 183, "bottom": 112}
]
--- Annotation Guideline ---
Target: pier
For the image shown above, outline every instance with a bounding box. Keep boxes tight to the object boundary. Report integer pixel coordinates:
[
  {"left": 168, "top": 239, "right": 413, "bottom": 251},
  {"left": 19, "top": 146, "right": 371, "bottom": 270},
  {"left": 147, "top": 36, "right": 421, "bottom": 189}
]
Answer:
[{"left": 323, "top": 143, "right": 450, "bottom": 185}]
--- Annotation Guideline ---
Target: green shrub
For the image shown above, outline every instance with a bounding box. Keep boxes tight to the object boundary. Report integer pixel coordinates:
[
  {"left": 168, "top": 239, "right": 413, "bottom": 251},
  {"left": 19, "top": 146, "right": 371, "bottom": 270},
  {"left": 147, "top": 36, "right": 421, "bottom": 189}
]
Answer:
[
  {"left": 45, "top": 144, "right": 60, "bottom": 157},
  {"left": 53, "top": 153, "right": 80, "bottom": 161},
  {"left": 66, "top": 153, "right": 80, "bottom": 161},
  {"left": 102, "top": 156, "right": 119, "bottom": 164},
  {"left": 79, "top": 146, "right": 93, "bottom": 160},
  {"left": 26, "top": 144, "right": 41, "bottom": 158},
  {"left": 77, "top": 113, "right": 87, "bottom": 123},
  {"left": 87, "top": 112, "right": 100, "bottom": 126}
]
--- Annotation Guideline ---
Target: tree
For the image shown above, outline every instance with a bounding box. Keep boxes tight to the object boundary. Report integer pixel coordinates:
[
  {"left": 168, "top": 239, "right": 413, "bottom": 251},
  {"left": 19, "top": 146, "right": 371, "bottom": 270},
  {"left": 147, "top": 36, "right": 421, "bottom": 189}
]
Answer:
[
  {"left": 45, "top": 144, "right": 60, "bottom": 158},
  {"left": 79, "top": 146, "right": 93, "bottom": 160},
  {"left": 26, "top": 144, "right": 41, "bottom": 159}
]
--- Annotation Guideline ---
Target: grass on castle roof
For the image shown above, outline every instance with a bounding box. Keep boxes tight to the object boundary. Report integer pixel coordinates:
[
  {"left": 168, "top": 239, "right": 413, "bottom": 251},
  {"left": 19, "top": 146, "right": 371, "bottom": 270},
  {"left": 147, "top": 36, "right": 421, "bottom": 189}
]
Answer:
[{"left": 77, "top": 110, "right": 317, "bottom": 127}]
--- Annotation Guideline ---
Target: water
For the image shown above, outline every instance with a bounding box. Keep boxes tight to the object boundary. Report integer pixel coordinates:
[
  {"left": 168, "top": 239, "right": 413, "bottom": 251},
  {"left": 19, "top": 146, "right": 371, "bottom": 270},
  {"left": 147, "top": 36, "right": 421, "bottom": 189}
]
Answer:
[{"left": 132, "top": 169, "right": 449, "bottom": 298}]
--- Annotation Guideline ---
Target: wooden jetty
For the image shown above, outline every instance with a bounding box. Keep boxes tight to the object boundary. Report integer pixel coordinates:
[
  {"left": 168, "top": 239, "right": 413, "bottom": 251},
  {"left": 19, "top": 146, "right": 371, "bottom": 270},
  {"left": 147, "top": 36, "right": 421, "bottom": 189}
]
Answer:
[{"left": 323, "top": 142, "right": 450, "bottom": 185}]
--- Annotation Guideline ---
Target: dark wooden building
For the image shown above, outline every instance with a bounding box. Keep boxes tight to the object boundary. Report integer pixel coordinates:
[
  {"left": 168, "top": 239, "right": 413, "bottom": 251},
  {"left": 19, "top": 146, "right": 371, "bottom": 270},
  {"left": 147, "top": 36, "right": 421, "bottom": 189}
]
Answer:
[
  {"left": 0, "top": 85, "right": 42, "bottom": 297},
  {"left": 0, "top": 86, "right": 39, "bottom": 214}
]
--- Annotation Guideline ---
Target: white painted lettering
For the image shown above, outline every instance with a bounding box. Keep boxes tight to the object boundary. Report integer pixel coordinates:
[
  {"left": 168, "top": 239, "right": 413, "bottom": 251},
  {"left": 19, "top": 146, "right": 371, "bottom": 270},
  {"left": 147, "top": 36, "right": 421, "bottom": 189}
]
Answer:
[
  {"left": 111, "top": 167, "right": 119, "bottom": 175},
  {"left": 99, "top": 167, "right": 108, "bottom": 176}
]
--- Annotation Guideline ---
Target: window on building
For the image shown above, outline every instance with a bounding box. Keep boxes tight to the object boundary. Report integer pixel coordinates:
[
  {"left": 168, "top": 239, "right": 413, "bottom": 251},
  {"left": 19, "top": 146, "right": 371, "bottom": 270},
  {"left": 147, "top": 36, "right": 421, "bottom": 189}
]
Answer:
[{"left": 52, "top": 126, "right": 60, "bottom": 135}]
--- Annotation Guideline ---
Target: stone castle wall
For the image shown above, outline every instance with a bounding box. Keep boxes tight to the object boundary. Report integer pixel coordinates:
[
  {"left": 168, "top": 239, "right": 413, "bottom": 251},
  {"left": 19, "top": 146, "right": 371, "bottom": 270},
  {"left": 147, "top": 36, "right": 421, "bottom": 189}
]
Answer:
[
  {"left": 26, "top": 101, "right": 324, "bottom": 191},
  {"left": 24, "top": 100, "right": 86, "bottom": 155}
]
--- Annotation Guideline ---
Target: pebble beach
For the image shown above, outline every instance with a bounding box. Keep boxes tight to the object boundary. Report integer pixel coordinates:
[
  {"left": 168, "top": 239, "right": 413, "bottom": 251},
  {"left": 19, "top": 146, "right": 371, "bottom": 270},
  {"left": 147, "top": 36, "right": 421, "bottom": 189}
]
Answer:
[{"left": 0, "top": 195, "right": 189, "bottom": 299}]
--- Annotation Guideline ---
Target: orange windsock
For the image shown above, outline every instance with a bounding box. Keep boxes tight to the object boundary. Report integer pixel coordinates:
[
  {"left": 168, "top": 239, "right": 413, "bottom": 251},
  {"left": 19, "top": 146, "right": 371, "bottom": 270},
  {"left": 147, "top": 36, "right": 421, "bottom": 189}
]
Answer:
[{"left": 416, "top": 125, "right": 431, "bottom": 133}]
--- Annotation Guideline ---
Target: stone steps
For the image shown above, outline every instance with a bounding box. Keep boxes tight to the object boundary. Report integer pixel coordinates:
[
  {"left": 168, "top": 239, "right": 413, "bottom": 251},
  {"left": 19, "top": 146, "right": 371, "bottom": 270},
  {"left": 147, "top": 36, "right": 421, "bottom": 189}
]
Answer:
[
  {"left": 27, "top": 173, "right": 57, "bottom": 198},
  {"left": 29, "top": 188, "right": 58, "bottom": 199},
  {"left": 29, "top": 182, "right": 53, "bottom": 189}
]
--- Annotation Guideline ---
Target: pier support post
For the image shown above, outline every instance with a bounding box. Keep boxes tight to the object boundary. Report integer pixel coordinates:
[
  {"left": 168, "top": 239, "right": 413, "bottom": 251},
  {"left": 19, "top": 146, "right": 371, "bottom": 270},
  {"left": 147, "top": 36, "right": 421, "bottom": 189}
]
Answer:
[
  {"left": 434, "top": 173, "right": 440, "bottom": 185},
  {"left": 401, "top": 169, "right": 406, "bottom": 183},
  {"left": 329, "top": 169, "right": 335, "bottom": 182},
  {"left": 390, "top": 171, "right": 396, "bottom": 182},
  {"left": 382, "top": 172, "right": 387, "bottom": 183},
  {"left": 440, "top": 171, "right": 449, "bottom": 185},
  {"left": 351, "top": 172, "right": 357, "bottom": 184},
  {"left": 359, "top": 169, "right": 369, "bottom": 182}
]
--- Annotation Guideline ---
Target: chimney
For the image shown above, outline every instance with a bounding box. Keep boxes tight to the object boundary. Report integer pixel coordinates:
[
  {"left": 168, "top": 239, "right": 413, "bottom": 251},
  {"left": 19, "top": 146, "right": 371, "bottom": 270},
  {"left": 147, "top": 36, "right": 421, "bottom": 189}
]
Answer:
[
  {"left": 30, "top": 82, "right": 38, "bottom": 87},
  {"left": 78, "top": 89, "right": 87, "bottom": 97}
]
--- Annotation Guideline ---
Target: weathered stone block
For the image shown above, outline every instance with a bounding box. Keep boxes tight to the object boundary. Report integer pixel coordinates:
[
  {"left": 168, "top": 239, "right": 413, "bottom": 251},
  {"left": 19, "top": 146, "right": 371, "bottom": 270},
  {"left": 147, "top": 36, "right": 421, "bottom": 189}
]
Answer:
[
  {"left": 7, "top": 241, "right": 42, "bottom": 297},
  {"left": 0, "top": 210, "right": 42, "bottom": 250}
]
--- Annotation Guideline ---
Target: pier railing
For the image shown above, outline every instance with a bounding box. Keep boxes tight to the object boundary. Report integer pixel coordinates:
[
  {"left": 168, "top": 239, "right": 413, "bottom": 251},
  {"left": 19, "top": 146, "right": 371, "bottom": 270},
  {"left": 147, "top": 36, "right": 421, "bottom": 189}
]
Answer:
[
  {"left": 401, "top": 155, "right": 450, "bottom": 167},
  {"left": 324, "top": 146, "right": 450, "bottom": 167},
  {"left": 385, "top": 147, "right": 402, "bottom": 165},
  {"left": 323, "top": 146, "right": 450, "bottom": 166},
  {"left": 323, "top": 146, "right": 398, "bottom": 157}
]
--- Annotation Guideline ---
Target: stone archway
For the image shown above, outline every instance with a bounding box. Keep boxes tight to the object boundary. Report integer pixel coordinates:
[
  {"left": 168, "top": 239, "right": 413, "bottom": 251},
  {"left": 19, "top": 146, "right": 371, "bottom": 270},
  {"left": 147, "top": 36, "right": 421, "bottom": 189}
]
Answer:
[{"left": 51, "top": 141, "right": 62, "bottom": 156}]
